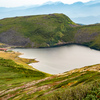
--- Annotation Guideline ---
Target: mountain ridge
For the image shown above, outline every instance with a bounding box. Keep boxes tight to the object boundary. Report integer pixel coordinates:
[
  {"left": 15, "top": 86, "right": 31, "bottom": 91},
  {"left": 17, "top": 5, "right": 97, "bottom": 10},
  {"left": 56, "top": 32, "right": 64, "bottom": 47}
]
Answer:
[{"left": 0, "top": 0, "right": 100, "bottom": 24}]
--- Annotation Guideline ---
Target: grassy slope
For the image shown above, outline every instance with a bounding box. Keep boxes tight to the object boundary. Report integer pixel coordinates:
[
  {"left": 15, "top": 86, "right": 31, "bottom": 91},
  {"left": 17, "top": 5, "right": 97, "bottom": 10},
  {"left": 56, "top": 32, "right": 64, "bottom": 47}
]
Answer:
[
  {"left": 0, "top": 58, "right": 49, "bottom": 91},
  {"left": 0, "top": 13, "right": 77, "bottom": 47},
  {"left": 74, "top": 24, "right": 100, "bottom": 50},
  {"left": 0, "top": 59, "right": 100, "bottom": 99},
  {"left": 0, "top": 51, "right": 99, "bottom": 99},
  {"left": 0, "top": 13, "right": 100, "bottom": 50},
  {"left": 0, "top": 51, "right": 100, "bottom": 99}
]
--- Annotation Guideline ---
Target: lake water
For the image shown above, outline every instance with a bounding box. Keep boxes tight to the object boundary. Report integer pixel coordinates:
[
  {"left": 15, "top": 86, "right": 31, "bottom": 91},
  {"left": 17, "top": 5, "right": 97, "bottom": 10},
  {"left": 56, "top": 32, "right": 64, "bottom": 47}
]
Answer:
[{"left": 13, "top": 45, "right": 100, "bottom": 74}]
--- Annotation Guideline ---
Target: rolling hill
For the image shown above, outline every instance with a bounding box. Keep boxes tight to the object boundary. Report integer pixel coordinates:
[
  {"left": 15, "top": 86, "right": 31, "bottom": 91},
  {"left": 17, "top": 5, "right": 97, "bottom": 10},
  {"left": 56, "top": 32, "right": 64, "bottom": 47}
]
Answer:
[
  {"left": 0, "top": 13, "right": 77, "bottom": 47},
  {"left": 0, "top": 13, "right": 100, "bottom": 50}
]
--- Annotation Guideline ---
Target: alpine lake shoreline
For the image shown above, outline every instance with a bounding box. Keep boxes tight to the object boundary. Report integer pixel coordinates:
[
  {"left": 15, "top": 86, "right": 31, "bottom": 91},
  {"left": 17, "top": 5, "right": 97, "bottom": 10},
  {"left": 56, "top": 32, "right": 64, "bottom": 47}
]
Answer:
[{"left": 1, "top": 42, "right": 100, "bottom": 74}]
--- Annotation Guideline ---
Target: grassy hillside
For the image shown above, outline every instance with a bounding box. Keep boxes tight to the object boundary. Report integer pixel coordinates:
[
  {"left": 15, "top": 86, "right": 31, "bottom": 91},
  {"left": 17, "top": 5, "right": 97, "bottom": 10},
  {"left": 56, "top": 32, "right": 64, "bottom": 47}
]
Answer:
[
  {"left": 0, "top": 13, "right": 77, "bottom": 48},
  {"left": 74, "top": 24, "right": 100, "bottom": 50},
  {"left": 0, "top": 57, "right": 49, "bottom": 91},
  {"left": 0, "top": 13, "right": 100, "bottom": 50},
  {"left": 0, "top": 58, "right": 100, "bottom": 99}
]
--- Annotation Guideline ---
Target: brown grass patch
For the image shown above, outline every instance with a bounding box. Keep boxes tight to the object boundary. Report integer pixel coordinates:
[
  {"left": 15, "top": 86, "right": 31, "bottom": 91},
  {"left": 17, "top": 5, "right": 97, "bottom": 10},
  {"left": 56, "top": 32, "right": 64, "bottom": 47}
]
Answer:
[{"left": 0, "top": 51, "right": 38, "bottom": 69}]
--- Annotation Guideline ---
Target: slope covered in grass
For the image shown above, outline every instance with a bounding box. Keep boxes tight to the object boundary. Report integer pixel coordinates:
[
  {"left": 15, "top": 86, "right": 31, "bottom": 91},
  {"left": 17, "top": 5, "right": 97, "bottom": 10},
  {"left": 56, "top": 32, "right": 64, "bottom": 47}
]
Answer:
[
  {"left": 0, "top": 13, "right": 77, "bottom": 47},
  {"left": 0, "top": 13, "right": 100, "bottom": 50},
  {"left": 0, "top": 58, "right": 48, "bottom": 91},
  {"left": 74, "top": 24, "right": 100, "bottom": 50},
  {"left": 0, "top": 59, "right": 100, "bottom": 99}
]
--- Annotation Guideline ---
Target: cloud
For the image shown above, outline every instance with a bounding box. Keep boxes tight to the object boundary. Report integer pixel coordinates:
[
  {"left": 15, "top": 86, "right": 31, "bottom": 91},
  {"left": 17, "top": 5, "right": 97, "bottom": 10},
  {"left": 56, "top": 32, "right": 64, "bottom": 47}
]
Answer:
[{"left": 0, "top": 0, "right": 93, "bottom": 7}]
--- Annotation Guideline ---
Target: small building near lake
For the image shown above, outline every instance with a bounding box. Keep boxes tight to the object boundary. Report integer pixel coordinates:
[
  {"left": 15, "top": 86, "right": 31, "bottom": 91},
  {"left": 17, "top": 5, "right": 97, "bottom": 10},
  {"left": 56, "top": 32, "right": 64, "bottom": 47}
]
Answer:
[{"left": 0, "top": 48, "right": 7, "bottom": 51}]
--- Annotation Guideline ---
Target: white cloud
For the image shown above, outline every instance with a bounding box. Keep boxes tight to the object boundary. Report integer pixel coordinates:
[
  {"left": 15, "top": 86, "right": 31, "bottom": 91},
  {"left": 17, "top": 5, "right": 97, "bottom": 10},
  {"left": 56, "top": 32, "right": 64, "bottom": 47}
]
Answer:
[{"left": 0, "top": 0, "right": 93, "bottom": 7}]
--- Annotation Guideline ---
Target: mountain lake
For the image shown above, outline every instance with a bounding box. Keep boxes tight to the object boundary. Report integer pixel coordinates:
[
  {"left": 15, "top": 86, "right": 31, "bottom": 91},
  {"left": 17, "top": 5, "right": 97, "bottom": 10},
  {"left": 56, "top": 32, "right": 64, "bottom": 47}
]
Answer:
[{"left": 13, "top": 45, "right": 100, "bottom": 74}]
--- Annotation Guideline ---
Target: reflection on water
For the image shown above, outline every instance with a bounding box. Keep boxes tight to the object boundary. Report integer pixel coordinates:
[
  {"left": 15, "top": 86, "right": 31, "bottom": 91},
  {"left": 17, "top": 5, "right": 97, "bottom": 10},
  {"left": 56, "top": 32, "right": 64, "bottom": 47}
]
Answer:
[{"left": 13, "top": 45, "right": 100, "bottom": 74}]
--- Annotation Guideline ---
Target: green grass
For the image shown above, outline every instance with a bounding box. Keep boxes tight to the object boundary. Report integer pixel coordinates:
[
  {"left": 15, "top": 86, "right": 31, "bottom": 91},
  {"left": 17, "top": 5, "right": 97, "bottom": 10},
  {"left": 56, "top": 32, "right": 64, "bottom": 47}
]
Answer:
[
  {"left": 83, "top": 85, "right": 100, "bottom": 100},
  {"left": 34, "top": 71, "right": 100, "bottom": 100},
  {"left": 0, "top": 13, "right": 76, "bottom": 47},
  {"left": 38, "top": 80, "right": 100, "bottom": 100},
  {"left": 75, "top": 24, "right": 100, "bottom": 50},
  {"left": 53, "top": 71, "right": 100, "bottom": 89},
  {"left": 0, "top": 58, "right": 48, "bottom": 90},
  {"left": 1, "top": 13, "right": 100, "bottom": 50},
  {"left": 0, "top": 57, "right": 100, "bottom": 99},
  {"left": 35, "top": 72, "right": 81, "bottom": 87}
]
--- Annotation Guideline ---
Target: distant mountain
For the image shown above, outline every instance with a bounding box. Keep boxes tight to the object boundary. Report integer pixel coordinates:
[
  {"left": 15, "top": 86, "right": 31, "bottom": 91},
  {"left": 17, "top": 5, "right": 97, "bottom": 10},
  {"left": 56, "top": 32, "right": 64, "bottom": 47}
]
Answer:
[
  {"left": 0, "top": 0, "right": 100, "bottom": 24},
  {"left": 86, "top": 0, "right": 100, "bottom": 5},
  {"left": 72, "top": 15, "right": 100, "bottom": 25}
]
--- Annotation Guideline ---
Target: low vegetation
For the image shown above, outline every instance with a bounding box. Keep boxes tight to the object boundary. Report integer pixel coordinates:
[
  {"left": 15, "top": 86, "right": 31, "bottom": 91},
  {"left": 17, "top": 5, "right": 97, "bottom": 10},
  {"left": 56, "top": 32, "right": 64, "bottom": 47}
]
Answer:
[
  {"left": 0, "top": 13, "right": 77, "bottom": 48},
  {"left": 0, "top": 51, "right": 38, "bottom": 69},
  {"left": 39, "top": 80, "right": 100, "bottom": 100},
  {"left": 0, "top": 13, "right": 100, "bottom": 50},
  {"left": 0, "top": 56, "right": 100, "bottom": 99},
  {"left": 0, "top": 43, "right": 7, "bottom": 48},
  {"left": 0, "top": 58, "right": 48, "bottom": 91}
]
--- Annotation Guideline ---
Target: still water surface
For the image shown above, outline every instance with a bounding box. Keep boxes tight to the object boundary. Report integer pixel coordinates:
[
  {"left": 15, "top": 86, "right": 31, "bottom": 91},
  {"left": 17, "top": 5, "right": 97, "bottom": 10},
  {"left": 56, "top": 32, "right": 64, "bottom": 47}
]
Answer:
[{"left": 13, "top": 45, "right": 100, "bottom": 74}]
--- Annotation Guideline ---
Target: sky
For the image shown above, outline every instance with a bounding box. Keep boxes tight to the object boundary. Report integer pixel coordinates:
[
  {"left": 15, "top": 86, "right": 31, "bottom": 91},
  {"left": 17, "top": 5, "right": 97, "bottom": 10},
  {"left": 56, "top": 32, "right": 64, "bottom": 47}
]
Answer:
[{"left": 0, "top": 0, "right": 94, "bottom": 7}]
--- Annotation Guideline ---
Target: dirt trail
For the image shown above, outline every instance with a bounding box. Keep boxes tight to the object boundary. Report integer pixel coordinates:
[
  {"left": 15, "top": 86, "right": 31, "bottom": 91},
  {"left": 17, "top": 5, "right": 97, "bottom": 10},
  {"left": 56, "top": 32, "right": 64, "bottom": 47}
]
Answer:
[{"left": 0, "top": 76, "right": 54, "bottom": 97}]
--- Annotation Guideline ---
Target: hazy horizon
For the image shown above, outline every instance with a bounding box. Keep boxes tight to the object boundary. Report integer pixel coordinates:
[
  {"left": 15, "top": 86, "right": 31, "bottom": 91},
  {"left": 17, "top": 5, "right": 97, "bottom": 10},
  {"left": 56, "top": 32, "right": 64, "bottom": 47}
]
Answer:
[
  {"left": 0, "top": 0, "right": 100, "bottom": 24},
  {"left": 0, "top": 0, "right": 94, "bottom": 8}
]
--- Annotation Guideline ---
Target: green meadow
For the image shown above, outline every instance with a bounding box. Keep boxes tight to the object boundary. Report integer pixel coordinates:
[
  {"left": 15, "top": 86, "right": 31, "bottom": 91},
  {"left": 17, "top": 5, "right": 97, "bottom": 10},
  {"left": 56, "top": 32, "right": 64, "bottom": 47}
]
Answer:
[{"left": 0, "top": 57, "right": 100, "bottom": 99}]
